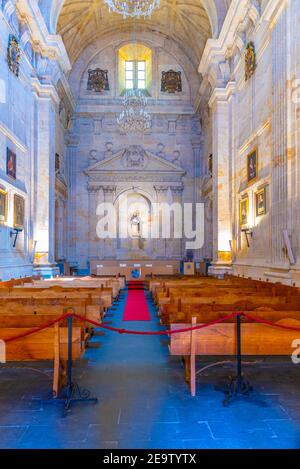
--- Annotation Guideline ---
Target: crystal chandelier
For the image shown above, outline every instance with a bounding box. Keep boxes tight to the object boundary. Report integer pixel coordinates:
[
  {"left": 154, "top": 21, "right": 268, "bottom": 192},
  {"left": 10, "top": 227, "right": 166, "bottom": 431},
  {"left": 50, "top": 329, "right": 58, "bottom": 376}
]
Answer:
[
  {"left": 104, "top": 0, "right": 160, "bottom": 18},
  {"left": 117, "top": 89, "right": 151, "bottom": 133}
]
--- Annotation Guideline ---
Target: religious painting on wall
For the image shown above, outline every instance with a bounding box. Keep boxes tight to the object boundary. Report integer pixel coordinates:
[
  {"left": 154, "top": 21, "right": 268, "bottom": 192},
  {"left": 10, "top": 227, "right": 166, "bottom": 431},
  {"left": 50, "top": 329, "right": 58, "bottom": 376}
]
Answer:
[
  {"left": 87, "top": 69, "right": 110, "bottom": 92},
  {"left": 13, "top": 194, "right": 25, "bottom": 229},
  {"left": 0, "top": 188, "right": 7, "bottom": 223},
  {"left": 7, "top": 34, "right": 21, "bottom": 77},
  {"left": 245, "top": 41, "right": 256, "bottom": 81},
  {"left": 6, "top": 148, "right": 16, "bottom": 179},
  {"left": 240, "top": 197, "right": 249, "bottom": 228},
  {"left": 256, "top": 187, "right": 267, "bottom": 217},
  {"left": 161, "top": 70, "right": 182, "bottom": 93},
  {"left": 247, "top": 148, "right": 258, "bottom": 184}
]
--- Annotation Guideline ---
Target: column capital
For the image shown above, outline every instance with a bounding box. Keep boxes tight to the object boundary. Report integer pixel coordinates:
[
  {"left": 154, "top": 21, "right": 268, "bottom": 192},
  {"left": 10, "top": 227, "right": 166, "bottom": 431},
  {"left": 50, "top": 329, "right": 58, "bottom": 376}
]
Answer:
[{"left": 208, "top": 81, "right": 236, "bottom": 109}]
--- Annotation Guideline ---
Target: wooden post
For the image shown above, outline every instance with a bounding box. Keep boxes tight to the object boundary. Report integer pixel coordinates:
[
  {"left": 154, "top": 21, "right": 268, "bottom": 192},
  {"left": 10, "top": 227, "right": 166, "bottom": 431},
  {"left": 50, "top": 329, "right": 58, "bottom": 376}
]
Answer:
[
  {"left": 190, "top": 317, "right": 197, "bottom": 397},
  {"left": 53, "top": 323, "right": 60, "bottom": 398}
]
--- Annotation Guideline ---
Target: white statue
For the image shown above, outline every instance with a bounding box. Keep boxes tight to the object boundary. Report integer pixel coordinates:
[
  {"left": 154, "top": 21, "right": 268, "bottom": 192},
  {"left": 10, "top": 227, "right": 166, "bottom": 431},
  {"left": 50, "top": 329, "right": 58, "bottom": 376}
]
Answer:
[{"left": 130, "top": 211, "right": 141, "bottom": 238}]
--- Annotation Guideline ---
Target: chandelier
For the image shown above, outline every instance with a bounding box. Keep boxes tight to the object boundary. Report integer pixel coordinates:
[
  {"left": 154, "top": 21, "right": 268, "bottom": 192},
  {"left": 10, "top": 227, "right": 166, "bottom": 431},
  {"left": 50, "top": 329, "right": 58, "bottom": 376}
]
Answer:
[
  {"left": 104, "top": 0, "right": 160, "bottom": 18},
  {"left": 117, "top": 89, "right": 151, "bottom": 133}
]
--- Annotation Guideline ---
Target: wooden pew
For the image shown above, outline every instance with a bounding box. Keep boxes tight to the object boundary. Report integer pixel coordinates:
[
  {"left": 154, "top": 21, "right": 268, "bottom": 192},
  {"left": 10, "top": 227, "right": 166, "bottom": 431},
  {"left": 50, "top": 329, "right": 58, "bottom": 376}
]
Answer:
[
  {"left": 0, "top": 302, "right": 84, "bottom": 397},
  {"left": 170, "top": 315, "right": 300, "bottom": 396}
]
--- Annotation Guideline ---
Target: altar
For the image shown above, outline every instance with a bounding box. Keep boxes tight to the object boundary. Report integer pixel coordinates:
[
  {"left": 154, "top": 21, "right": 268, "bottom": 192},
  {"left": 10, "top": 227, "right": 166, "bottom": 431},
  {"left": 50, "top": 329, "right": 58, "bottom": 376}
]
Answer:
[{"left": 90, "top": 259, "right": 181, "bottom": 280}]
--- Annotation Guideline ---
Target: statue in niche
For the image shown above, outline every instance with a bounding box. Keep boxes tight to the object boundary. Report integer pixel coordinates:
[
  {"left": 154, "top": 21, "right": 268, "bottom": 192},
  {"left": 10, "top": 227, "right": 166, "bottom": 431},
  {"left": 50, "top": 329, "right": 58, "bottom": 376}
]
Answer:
[
  {"left": 130, "top": 211, "right": 142, "bottom": 239},
  {"left": 87, "top": 69, "right": 110, "bottom": 92},
  {"left": 161, "top": 70, "right": 182, "bottom": 93}
]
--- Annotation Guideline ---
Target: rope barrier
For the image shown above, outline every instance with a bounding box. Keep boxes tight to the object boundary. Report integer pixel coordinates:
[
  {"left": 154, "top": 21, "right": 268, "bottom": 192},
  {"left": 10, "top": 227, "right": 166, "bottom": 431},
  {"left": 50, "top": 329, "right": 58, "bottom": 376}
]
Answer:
[
  {"left": 4, "top": 311, "right": 71, "bottom": 343},
  {"left": 2, "top": 310, "right": 300, "bottom": 344}
]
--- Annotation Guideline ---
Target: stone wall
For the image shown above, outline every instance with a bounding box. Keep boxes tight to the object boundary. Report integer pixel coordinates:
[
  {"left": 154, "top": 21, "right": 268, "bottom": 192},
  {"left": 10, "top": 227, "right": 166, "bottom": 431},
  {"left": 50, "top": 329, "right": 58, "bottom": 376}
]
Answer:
[
  {"left": 199, "top": 0, "right": 300, "bottom": 285},
  {"left": 66, "top": 32, "right": 203, "bottom": 270}
]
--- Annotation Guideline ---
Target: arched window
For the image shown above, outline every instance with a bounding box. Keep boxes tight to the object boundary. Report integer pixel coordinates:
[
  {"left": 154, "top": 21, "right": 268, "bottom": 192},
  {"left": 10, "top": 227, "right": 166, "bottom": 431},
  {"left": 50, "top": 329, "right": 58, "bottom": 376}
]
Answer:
[{"left": 119, "top": 44, "right": 152, "bottom": 95}]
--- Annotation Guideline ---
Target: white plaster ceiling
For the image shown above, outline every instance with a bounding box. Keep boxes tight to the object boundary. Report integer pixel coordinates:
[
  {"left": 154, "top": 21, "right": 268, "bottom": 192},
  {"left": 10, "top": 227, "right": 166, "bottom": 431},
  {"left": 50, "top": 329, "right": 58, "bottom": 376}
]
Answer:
[{"left": 57, "top": 0, "right": 212, "bottom": 67}]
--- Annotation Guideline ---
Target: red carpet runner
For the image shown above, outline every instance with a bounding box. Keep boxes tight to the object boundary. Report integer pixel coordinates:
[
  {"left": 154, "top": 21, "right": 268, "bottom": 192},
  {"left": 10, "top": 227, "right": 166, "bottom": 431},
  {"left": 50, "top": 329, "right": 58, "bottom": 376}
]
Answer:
[{"left": 123, "top": 281, "right": 151, "bottom": 321}]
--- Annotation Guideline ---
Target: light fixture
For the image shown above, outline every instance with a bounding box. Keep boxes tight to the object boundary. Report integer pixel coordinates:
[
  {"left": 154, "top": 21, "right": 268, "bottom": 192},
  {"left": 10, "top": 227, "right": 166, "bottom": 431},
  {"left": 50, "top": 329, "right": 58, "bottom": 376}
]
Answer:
[
  {"left": 104, "top": 0, "right": 160, "bottom": 18},
  {"left": 241, "top": 228, "right": 253, "bottom": 248},
  {"left": 10, "top": 228, "right": 23, "bottom": 248},
  {"left": 117, "top": 88, "right": 151, "bottom": 133}
]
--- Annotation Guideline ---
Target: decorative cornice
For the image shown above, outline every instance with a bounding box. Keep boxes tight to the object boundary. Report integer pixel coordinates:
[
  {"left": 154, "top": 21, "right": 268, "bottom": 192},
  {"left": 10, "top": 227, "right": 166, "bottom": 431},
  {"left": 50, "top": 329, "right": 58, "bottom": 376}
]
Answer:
[
  {"left": 208, "top": 81, "right": 236, "bottom": 108},
  {"left": 31, "top": 77, "right": 60, "bottom": 104},
  {"left": 15, "top": 0, "right": 71, "bottom": 74},
  {"left": 0, "top": 121, "right": 28, "bottom": 153}
]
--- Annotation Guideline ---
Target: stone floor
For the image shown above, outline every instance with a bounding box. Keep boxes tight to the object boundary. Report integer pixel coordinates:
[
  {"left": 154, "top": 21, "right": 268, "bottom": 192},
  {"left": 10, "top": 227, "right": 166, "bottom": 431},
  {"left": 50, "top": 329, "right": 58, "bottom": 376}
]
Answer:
[{"left": 0, "top": 289, "right": 300, "bottom": 449}]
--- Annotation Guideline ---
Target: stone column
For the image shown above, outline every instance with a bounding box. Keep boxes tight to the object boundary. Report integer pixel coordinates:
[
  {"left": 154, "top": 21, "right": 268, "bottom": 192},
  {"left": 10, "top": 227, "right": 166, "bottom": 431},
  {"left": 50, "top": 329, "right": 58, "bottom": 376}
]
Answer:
[
  {"left": 65, "top": 137, "right": 79, "bottom": 267},
  {"left": 33, "top": 86, "right": 60, "bottom": 277},
  {"left": 208, "top": 83, "right": 235, "bottom": 277},
  {"left": 103, "top": 185, "right": 117, "bottom": 259},
  {"left": 88, "top": 186, "right": 101, "bottom": 261},
  {"left": 192, "top": 138, "right": 203, "bottom": 262},
  {"left": 170, "top": 186, "right": 184, "bottom": 259},
  {"left": 154, "top": 185, "right": 169, "bottom": 259}
]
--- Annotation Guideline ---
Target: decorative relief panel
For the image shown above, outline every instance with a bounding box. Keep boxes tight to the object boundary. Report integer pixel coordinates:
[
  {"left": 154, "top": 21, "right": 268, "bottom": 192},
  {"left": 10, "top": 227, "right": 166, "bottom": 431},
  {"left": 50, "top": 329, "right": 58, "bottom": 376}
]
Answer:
[
  {"left": 121, "top": 146, "right": 149, "bottom": 169},
  {"left": 87, "top": 69, "right": 110, "bottom": 92},
  {"left": 245, "top": 42, "right": 256, "bottom": 81},
  {"left": 161, "top": 70, "right": 182, "bottom": 93},
  {"left": 7, "top": 35, "right": 20, "bottom": 77}
]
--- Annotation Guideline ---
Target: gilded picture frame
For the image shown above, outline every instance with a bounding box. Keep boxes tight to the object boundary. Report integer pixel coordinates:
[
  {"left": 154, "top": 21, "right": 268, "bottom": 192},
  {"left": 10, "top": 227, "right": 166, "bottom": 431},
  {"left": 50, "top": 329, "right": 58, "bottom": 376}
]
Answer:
[
  {"left": 247, "top": 148, "right": 258, "bottom": 185},
  {"left": 7, "top": 148, "right": 16, "bottom": 179},
  {"left": 240, "top": 197, "right": 249, "bottom": 228},
  {"left": 256, "top": 187, "right": 267, "bottom": 217},
  {"left": 0, "top": 188, "right": 8, "bottom": 223},
  {"left": 13, "top": 194, "right": 25, "bottom": 229}
]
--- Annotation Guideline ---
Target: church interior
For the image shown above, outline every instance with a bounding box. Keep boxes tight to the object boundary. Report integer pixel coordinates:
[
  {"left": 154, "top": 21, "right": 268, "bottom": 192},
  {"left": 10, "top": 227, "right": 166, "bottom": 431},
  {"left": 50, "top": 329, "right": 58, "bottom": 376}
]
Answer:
[{"left": 0, "top": 0, "right": 300, "bottom": 454}]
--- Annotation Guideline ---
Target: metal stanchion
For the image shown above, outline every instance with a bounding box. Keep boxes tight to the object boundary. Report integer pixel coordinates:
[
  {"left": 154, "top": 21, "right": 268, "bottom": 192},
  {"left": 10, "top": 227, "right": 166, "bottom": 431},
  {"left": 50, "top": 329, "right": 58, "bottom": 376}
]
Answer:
[
  {"left": 216, "top": 314, "right": 253, "bottom": 406},
  {"left": 43, "top": 315, "right": 98, "bottom": 416}
]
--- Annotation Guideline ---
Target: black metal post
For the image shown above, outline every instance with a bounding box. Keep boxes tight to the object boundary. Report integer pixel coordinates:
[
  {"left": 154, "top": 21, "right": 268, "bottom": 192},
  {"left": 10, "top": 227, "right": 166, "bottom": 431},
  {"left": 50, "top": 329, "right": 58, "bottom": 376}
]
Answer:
[
  {"left": 236, "top": 314, "right": 242, "bottom": 393},
  {"left": 216, "top": 313, "right": 253, "bottom": 406},
  {"left": 41, "top": 313, "right": 98, "bottom": 415}
]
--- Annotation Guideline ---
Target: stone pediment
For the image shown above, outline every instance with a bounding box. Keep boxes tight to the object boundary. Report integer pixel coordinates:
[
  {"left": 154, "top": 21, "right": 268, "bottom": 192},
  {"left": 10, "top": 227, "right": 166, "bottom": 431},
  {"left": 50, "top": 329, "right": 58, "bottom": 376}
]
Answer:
[{"left": 85, "top": 145, "right": 185, "bottom": 179}]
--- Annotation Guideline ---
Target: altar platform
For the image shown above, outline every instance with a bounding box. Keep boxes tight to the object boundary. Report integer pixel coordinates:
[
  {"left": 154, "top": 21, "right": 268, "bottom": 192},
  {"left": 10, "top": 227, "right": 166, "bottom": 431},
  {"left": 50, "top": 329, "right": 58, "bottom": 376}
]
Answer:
[{"left": 90, "top": 259, "right": 181, "bottom": 280}]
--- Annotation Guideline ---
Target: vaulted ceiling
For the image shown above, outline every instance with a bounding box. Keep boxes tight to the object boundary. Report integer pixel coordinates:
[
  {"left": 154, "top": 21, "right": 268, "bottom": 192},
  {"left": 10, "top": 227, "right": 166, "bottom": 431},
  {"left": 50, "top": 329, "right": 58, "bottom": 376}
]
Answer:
[{"left": 57, "top": 0, "right": 212, "bottom": 67}]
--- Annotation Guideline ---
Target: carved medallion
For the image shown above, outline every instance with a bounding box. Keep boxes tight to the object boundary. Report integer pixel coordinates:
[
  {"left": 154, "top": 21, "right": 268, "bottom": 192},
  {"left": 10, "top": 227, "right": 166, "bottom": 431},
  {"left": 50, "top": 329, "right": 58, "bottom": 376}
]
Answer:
[
  {"left": 245, "top": 42, "right": 256, "bottom": 81},
  {"left": 161, "top": 70, "right": 182, "bottom": 93},
  {"left": 7, "top": 35, "right": 21, "bottom": 77},
  {"left": 87, "top": 69, "right": 110, "bottom": 92},
  {"left": 122, "top": 146, "right": 148, "bottom": 169}
]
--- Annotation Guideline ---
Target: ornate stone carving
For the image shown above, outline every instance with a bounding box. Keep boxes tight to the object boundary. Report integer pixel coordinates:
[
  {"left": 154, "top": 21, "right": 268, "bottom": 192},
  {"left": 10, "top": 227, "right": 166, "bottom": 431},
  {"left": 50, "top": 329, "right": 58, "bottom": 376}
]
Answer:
[
  {"left": 161, "top": 70, "right": 182, "bottom": 93},
  {"left": 245, "top": 42, "right": 256, "bottom": 81},
  {"left": 156, "top": 143, "right": 166, "bottom": 159},
  {"left": 122, "top": 146, "right": 149, "bottom": 169},
  {"left": 7, "top": 34, "right": 20, "bottom": 77},
  {"left": 172, "top": 150, "right": 181, "bottom": 165},
  {"left": 87, "top": 69, "right": 110, "bottom": 92}
]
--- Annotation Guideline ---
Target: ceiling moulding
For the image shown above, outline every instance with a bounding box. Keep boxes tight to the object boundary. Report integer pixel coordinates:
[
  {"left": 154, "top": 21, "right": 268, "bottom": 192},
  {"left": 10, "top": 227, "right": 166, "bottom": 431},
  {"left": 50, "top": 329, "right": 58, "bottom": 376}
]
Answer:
[
  {"left": 0, "top": 121, "right": 28, "bottom": 153},
  {"left": 199, "top": 0, "right": 286, "bottom": 79},
  {"left": 15, "top": 0, "right": 71, "bottom": 74}
]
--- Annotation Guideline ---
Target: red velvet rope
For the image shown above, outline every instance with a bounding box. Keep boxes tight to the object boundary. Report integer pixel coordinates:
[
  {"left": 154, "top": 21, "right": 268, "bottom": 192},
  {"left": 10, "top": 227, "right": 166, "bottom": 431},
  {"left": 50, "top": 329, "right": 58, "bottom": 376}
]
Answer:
[
  {"left": 4, "top": 312, "right": 71, "bottom": 343},
  {"left": 2, "top": 311, "right": 300, "bottom": 343}
]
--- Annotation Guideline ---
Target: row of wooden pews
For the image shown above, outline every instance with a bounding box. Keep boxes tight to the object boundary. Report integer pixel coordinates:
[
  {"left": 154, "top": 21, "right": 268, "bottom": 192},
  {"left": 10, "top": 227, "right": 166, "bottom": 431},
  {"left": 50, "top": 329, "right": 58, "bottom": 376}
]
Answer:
[
  {"left": 0, "top": 275, "right": 125, "bottom": 396},
  {"left": 148, "top": 275, "right": 300, "bottom": 396}
]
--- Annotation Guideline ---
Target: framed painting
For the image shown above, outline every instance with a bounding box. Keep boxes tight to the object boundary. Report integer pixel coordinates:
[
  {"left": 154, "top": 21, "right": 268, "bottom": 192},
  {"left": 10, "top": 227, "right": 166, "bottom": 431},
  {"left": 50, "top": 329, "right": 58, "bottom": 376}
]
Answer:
[
  {"left": 7, "top": 148, "right": 16, "bottom": 179},
  {"left": 247, "top": 148, "right": 258, "bottom": 184},
  {"left": 13, "top": 194, "right": 25, "bottom": 229},
  {"left": 0, "top": 189, "right": 7, "bottom": 223},
  {"left": 240, "top": 197, "right": 249, "bottom": 228},
  {"left": 256, "top": 187, "right": 266, "bottom": 217}
]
